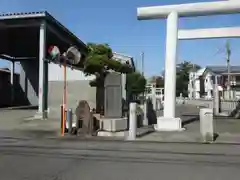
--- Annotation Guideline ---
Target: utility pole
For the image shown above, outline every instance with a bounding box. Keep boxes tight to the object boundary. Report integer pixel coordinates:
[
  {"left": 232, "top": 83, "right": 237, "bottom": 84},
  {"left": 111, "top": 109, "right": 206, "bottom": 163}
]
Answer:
[
  {"left": 226, "top": 40, "right": 231, "bottom": 99},
  {"left": 141, "top": 52, "right": 145, "bottom": 101},
  {"left": 141, "top": 52, "right": 144, "bottom": 75}
]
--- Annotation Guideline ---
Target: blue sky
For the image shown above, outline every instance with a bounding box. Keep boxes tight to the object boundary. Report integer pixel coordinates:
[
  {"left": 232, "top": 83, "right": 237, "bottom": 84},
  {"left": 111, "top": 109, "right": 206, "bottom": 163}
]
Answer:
[{"left": 1, "top": 0, "right": 240, "bottom": 77}]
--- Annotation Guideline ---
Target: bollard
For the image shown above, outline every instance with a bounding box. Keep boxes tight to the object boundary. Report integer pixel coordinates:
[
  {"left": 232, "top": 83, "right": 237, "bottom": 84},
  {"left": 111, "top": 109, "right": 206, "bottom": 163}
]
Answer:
[
  {"left": 143, "top": 100, "right": 148, "bottom": 126},
  {"left": 213, "top": 84, "right": 220, "bottom": 115},
  {"left": 128, "top": 102, "right": 137, "bottom": 140},
  {"left": 200, "top": 108, "right": 214, "bottom": 142},
  {"left": 152, "top": 87, "right": 156, "bottom": 110},
  {"left": 67, "top": 109, "right": 73, "bottom": 134},
  {"left": 60, "top": 104, "right": 64, "bottom": 132}
]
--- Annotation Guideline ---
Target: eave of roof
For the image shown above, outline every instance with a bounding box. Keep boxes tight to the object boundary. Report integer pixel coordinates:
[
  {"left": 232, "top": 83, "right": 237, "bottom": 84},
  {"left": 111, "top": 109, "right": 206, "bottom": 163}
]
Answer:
[
  {"left": 207, "top": 65, "right": 240, "bottom": 73},
  {"left": 0, "top": 11, "right": 88, "bottom": 54}
]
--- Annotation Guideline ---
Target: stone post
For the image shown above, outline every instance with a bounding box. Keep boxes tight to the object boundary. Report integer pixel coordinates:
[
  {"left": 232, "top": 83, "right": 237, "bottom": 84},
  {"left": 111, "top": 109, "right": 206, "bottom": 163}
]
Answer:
[
  {"left": 152, "top": 85, "right": 156, "bottom": 110},
  {"left": 128, "top": 102, "right": 137, "bottom": 140},
  {"left": 143, "top": 100, "right": 148, "bottom": 126},
  {"left": 200, "top": 108, "right": 214, "bottom": 142}
]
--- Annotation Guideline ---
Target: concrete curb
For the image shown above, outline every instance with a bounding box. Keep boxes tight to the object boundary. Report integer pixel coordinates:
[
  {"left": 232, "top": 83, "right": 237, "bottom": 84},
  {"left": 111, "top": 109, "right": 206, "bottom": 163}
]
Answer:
[{"left": 2, "top": 134, "right": 240, "bottom": 145}]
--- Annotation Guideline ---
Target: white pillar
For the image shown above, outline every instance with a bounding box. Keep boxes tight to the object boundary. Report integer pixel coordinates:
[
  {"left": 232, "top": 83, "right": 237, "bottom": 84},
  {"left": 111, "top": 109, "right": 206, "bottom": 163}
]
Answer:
[
  {"left": 128, "top": 102, "right": 137, "bottom": 140},
  {"left": 10, "top": 61, "right": 15, "bottom": 104},
  {"left": 151, "top": 85, "right": 156, "bottom": 110},
  {"left": 163, "top": 11, "right": 178, "bottom": 118},
  {"left": 143, "top": 100, "right": 148, "bottom": 126},
  {"left": 122, "top": 73, "right": 126, "bottom": 100},
  {"left": 38, "top": 22, "right": 47, "bottom": 118},
  {"left": 213, "top": 77, "right": 220, "bottom": 115}
]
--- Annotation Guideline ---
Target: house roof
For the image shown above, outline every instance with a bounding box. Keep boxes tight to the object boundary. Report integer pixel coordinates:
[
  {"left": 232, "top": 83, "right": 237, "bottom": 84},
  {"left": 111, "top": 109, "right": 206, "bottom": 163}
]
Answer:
[
  {"left": 196, "top": 68, "right": 207, "bottom": 76},
  {"left": 113, "top": 52, "right": 135, "bottom": 70},
  {"left": 0, "top": 11, "right": 87, "bottom": 52},
  {"left": 147, "top": 76, "right": 164, "bottom": 84},
  {"left": 207, "top": 66, "right": 240, "bottom": 74},
  {"left": 0, "top": 11, "right": 88, "bottom": 62}
]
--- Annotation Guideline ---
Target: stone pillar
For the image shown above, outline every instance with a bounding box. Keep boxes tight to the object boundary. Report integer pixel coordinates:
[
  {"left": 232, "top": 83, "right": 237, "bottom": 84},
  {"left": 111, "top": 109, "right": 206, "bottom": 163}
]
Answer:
[
  {"left": 10, "top": 61, "right": 15, "bottom": 104},
  {"left": 38, "top": 21, "right": 48, "bottom": 119},
  {"left": 128, "top": 102, "right": 137, "bottom": 140},
  {"left": 163, "top": 11, "right": 178, "bottom": 118},
  {"left": 143, "top": 100, "right": 148, "bottom": 126},
  {"left": 213, "top": 84, "right": 220, "bottom": 115},
  {"left": 122, "top": 73, "right": 126, "bottom": 100},
  {"left": 151, "top": 84, "right": 156, "bottom": 110},
  {"left": 200, "top": 108, "right": 214, "bottom": 142}
]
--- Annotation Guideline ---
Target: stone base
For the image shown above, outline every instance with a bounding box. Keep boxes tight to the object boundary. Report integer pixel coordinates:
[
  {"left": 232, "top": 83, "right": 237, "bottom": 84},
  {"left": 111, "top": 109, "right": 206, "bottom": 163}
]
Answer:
[
  {"left": 97, "top": 131, "right": 127, "bottom": 137},
  {"left": 154, "top": 117, "right": 184, "bottom": 131},
  {"left": 98, "top": 117, "right": 127, "bottom": 132}
]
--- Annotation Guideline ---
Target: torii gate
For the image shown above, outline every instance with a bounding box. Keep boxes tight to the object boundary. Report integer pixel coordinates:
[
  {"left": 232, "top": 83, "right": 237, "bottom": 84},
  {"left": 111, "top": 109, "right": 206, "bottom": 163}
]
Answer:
[{"left": 137, "top": 0, "right": 240, "bottom": 131}]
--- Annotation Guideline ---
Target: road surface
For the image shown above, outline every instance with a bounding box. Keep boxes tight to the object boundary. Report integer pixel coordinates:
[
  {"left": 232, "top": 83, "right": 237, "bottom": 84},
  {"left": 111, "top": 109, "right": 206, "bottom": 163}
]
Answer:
[{"left": 0, "top": 137, "right": 240, "bottom": 180}]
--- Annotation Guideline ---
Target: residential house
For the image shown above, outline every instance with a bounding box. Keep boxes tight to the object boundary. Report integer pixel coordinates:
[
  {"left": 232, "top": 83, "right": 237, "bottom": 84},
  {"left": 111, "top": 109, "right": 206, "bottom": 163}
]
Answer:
[
  {"left": 145, "top": 76, "right": 164, "bottom": 100},
  {"left": 188, "top": 66, "right": 240, "bottom": 99}
]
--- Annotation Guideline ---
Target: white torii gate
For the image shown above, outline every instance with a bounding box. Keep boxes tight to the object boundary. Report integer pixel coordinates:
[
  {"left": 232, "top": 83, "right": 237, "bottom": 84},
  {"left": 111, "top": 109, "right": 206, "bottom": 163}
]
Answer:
[{"left": 137, "top": 0, "right": 240, "bottom": 131}]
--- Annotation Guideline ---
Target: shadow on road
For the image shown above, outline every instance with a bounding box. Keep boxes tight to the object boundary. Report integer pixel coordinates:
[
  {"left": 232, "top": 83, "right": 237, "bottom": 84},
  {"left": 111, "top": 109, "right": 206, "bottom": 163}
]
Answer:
[{"left": 181, "top": 115, "right": 199, "bottom": 127}]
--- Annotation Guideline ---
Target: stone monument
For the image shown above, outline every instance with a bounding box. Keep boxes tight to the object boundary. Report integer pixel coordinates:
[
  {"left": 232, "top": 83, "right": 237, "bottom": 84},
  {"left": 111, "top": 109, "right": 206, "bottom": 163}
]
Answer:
[
  {"left": 75, "top": 100, "right": 94, "bottom": 136},
  {"left": 97, "top": 72, "right": 128, "bottom": 136}
]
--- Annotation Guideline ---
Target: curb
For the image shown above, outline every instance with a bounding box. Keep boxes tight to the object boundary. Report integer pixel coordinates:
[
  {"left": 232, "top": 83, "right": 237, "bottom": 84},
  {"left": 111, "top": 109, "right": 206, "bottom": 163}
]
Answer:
[{"left": 1, "top": 130, "right": 240, "bottom": 145}]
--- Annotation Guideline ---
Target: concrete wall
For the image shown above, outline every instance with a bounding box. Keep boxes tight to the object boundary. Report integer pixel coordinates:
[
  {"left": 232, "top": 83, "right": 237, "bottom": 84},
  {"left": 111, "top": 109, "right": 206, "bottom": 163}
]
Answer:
[
  {"left": 48, "top": 63, "right": 96, "bottom": 119},
  {"left": 19, "top": 60, "right": 39, "bottom": 106},
  {"left": 0, "top": 68, "right": 32, "bottom": 107}
]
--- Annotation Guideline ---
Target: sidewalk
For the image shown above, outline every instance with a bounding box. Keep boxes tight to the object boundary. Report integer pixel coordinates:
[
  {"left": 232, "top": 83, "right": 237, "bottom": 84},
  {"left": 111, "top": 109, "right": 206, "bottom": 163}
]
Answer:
[
  {"left": 0, "top": 109, "right": 60, "bottom": 138},
  {"left": 1, "top": 108, "right": 240, "bottom": 144},
  {"left": 136, "top": 116, "right": 240, "bottom": 144}
]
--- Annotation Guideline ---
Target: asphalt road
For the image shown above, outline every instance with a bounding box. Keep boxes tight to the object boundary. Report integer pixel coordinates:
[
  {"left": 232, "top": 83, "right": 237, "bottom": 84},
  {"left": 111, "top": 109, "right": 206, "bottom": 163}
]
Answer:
[{"left": 0, "top": 137, "right": 240, "bottom": 180}]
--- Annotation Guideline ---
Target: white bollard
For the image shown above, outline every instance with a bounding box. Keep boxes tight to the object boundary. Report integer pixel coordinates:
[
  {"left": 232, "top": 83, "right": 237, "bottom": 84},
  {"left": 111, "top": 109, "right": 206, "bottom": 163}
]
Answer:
[
  {"left": 200, "top": 108, "right": 214, "bottom": 142},
  {"left": 213, "top": 84, "right": 220, "bottom": 115},
  {"left": 152, "top": 86, "right": 156, "bottom": 110},
  {"left": 143, "top": 100, "right": 148, "bottom": 126},
  {"left": 128, "top": 102, "right": 137, "bottom": 140}
]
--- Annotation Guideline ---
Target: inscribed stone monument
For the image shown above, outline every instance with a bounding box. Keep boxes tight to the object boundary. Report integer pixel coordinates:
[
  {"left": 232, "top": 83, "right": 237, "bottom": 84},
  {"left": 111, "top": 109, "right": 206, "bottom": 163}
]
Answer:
[{"left": 104, "top": 72, "right": 122, "bottom": 118}]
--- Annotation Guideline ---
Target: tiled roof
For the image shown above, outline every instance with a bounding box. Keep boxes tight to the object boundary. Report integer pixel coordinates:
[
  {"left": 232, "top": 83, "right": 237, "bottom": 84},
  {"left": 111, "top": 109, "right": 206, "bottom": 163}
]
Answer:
[
  {"left": 207, "top": 66, "right": 240, "bottom": 73},
  {"left": 0, "top": 11, "right": 46, "bottom": 19}
]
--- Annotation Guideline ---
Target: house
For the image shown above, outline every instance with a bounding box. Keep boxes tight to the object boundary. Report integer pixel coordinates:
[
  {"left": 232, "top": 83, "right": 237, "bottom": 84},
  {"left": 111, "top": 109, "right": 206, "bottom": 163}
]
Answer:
[
  {"left": 188, "top": 66, "right": 240, "bottom": 99},
  {"left": 145, "top": 76, "right": 164, "bottom": 101}
]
